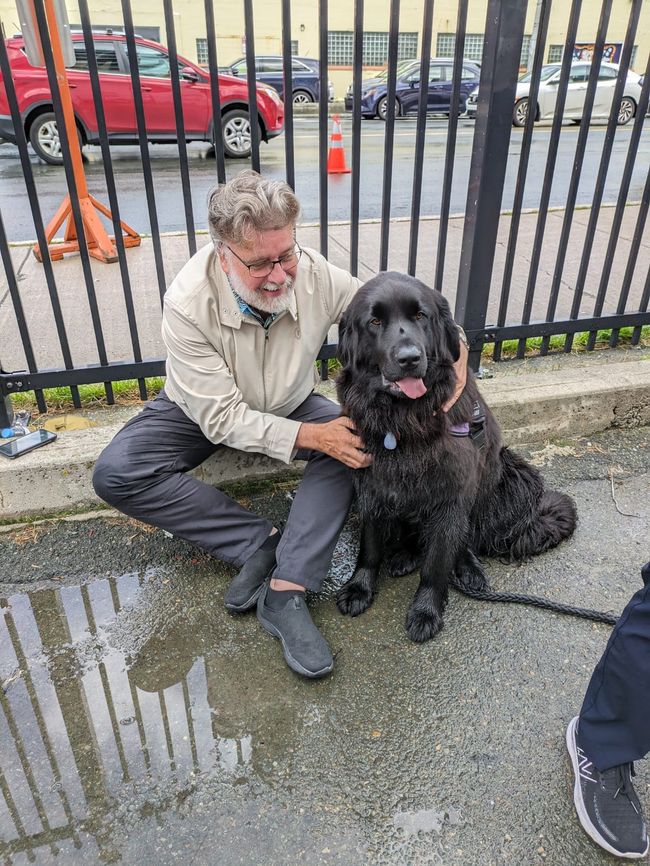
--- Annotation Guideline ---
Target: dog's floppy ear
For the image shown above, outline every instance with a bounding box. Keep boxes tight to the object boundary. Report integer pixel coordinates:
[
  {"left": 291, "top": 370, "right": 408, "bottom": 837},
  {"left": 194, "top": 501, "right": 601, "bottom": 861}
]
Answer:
[
  {"left": 430, "top": 290, "right": 461, "bottom": 363},
  {"left": 337, "top": 308, "right": 360, "bottom": 370}
]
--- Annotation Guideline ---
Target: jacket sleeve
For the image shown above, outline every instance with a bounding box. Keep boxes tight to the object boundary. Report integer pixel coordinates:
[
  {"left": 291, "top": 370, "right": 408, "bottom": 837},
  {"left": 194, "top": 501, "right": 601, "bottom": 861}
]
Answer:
[{"left": 162, "top": 299, "right": 301, "bottom": 464}]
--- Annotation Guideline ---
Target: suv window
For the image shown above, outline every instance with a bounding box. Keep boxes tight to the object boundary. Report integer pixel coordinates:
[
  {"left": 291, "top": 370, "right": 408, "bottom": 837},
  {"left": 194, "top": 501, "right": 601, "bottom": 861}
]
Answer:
[
  {"left": 135, "top": 44, "right": 171, "bottom": 77},
  {"left": 568, "top": 66, "right": 588, "bottom": 83},
  {"left": 291, "top": 59, "right": 311, "bottom": 72},
  {"left": 462, "top": 65, "right": 479, "bottom": 80},
  {"left": 73, "top": 41, "right": 120, "bottom": 73},
  {"left": 429, "top": 65, "right": 446, "bottom": 83},
  {"left": 598, "top": 65, "right": 618, "bottom": 80},
  {"left": 231, "top": 60, "right": 248, "bottom": 75},
  {"left": 258, "top": 58, "right": 283, "bottom": 73}
]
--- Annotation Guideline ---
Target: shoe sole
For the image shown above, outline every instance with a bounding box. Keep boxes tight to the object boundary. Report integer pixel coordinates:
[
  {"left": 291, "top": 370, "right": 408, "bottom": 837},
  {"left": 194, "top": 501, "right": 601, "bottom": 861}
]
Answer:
[
  {"left": 566, "top": 716, "right": 649, "bottom": 860},
  {"left": 224, "top": 581, "right": 265, "bottom": 613},
  {"left": 257, "top": 610, "right": 334, "bottom": 679}
]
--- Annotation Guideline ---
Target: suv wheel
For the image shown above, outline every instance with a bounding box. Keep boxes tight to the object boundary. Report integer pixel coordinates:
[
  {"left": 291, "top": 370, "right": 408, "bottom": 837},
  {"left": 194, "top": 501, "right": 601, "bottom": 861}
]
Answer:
[
  {"left": 221, "top": 109, "right": 257, "bottom": 158},
  {"left": 377, "top": 96, "right": 400, "bottom": 121},
  {"left": 293, "top": 89, "right": 313, "bottom": 104},
  {"left": 29, "top": 111, "right": 81, "bottom": 165},
  {"left": 617, "top": 96, "right": 635, "bottom": 125},
  {"left": 513, "top": 98, "right": 530, "bottom": 127}
]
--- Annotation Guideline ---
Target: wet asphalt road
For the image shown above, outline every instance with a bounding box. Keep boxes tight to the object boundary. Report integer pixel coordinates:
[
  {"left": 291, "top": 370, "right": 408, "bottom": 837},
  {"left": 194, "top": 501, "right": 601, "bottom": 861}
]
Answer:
[
  {"left": 1, "top": 425, "right": 649, "bottom": 865},
  {"left": 1, "top": 117, "right": 649, "bottom": 241}
]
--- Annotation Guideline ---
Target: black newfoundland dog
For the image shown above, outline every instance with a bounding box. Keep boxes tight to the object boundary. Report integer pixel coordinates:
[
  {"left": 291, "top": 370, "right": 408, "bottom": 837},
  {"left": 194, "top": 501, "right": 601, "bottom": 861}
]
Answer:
[{"left": 335, "top": 272, "right": 577, "bottom": 643}]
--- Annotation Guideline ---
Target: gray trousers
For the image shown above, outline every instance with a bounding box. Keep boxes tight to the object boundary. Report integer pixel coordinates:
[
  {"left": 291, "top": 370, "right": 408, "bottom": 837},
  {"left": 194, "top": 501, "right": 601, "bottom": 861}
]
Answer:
[{"left": 93, "top": 391, "right": 354, "bottom": 591}]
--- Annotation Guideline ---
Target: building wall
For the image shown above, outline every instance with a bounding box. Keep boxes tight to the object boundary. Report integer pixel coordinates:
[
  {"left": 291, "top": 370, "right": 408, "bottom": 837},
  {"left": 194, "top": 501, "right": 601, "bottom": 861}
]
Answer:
[{"left": 1, "top": 0, "right": 647, "bottom": 100}]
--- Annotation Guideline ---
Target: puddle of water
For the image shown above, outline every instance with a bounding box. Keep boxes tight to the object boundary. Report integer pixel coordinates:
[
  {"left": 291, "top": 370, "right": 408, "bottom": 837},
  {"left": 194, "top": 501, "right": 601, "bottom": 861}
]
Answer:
[{"left": 0, "top": 568, "right": 336, "bottom": 863}]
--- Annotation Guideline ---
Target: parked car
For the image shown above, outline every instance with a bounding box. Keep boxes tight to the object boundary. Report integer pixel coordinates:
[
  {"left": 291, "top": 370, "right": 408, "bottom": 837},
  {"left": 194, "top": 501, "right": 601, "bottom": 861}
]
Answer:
[
  {"left": 344, "top": 58, "right": 481, "bottom": 119},
  {"left": 465, "top": 61, "right": 642, "bottom": 126},
  {"left": 0, "top": 32, "right": 284, "bottom": 164},
  {"left": 221, "top": 55, "right": 334, "bottom": 103},
  {"left": 344, "top": 59, "right": 419, "bottom": 110}
]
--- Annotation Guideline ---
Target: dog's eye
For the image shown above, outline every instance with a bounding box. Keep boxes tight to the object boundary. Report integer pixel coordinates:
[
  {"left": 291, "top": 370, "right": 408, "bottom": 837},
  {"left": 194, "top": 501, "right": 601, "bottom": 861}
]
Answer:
[
  {"left": 415, "top": 311, "right": 426, "bottom": 320},
  {"left": 369, "top": 318, "right": 382, "bottom": 327}
]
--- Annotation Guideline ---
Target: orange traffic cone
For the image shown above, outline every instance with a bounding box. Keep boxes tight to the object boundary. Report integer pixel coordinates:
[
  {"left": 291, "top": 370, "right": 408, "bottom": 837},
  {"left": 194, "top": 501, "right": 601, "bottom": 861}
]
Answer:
[{"left": 327, "top": 114, "right": 351, "bottom": 174}]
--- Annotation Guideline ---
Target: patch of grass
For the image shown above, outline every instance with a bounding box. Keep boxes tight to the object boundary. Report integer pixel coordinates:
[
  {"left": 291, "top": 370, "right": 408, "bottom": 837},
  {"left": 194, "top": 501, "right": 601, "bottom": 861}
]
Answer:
[
  {"left": 493, "top": 325, "right": 649, "bottom": 359},
  {"left": 10, "top": 377, "right": 165, "bottom": 416}
]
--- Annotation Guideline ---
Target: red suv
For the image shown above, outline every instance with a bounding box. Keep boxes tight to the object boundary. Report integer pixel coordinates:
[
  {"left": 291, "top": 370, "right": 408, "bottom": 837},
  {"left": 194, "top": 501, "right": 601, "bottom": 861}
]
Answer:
[{"left": 0, "top": 32, "right": 284, "bottom": 163}]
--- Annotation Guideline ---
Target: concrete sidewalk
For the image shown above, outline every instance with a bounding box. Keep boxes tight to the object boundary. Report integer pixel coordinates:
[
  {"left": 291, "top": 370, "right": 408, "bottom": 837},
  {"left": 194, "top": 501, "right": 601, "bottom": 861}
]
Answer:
[{"left": 1, "top": 204, "right": 647, "bottom": 373}]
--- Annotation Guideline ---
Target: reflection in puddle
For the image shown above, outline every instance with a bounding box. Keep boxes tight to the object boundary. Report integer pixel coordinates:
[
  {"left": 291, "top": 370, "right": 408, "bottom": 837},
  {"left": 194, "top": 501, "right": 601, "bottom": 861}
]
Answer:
[{"left": 0, "top": 571, "right": 272, "bottom": 862}]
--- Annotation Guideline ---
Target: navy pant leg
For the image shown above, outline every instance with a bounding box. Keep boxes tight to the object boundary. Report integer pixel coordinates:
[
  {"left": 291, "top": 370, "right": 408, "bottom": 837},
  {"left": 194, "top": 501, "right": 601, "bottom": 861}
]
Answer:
[
  {"left": 274, "top": 393, "right": 355, "bottom": 592},
  {"left": 579, "top": 561, "right": 650, "bottom": 771},
  {"left": 93, "top": 391, "right": 273, "bottom": 566}
]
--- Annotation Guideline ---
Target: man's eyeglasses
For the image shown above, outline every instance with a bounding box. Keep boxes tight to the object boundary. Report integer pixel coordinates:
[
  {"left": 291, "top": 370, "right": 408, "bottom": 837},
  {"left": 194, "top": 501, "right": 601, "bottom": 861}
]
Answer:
[{"left": 226, "top": 244, "right": 303, "bottom": 278}]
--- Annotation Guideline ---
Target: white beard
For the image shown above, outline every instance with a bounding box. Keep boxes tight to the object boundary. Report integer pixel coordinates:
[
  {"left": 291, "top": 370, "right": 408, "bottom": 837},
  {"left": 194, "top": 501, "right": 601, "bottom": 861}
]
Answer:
[{"left": 226, "top": 265, "right": 295, "bottom": 316}]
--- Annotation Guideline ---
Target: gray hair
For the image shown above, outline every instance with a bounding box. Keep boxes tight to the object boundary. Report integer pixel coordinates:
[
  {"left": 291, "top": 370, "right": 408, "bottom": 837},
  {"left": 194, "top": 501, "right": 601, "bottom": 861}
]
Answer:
[{"left": 207, "top": 170, "right": 300, "bottom": 247}]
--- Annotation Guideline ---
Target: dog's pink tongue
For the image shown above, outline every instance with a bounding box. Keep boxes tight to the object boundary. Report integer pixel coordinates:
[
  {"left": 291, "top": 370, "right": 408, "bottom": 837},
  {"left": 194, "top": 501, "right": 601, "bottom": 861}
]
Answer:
[{"left": 395, "top": 377, "right": 427, "bottom": 399}]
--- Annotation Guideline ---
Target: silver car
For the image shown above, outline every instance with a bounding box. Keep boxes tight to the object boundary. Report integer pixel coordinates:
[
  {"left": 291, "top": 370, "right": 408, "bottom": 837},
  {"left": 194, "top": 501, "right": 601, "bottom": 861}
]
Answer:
[{"left": 465, "top": 61, "right": 642, "bottom": 126}]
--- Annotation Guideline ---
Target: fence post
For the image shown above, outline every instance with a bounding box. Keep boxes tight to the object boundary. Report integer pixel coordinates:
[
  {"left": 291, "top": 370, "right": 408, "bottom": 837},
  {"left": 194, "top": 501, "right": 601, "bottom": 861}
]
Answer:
[{"left": 454, "top": 0, "right": 527, "bottom": 370}]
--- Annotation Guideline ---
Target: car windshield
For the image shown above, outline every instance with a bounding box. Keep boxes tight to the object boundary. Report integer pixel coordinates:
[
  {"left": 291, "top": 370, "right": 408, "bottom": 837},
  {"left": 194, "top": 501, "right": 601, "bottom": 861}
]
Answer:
[{"left": 519, "top": 64, "right": 561, "bottom": 83}]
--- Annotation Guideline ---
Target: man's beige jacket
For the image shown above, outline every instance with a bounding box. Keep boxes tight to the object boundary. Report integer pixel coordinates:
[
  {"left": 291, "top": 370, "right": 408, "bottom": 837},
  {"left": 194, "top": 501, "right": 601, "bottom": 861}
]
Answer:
[{"left": 162, "top": 243, "right": 361, "bottom": 464}]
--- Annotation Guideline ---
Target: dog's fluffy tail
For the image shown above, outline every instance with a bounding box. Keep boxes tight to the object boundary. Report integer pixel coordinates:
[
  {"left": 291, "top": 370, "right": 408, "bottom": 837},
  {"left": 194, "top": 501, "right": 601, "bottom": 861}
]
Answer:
[
  {"left": 473, "top": 446, "right": 577, "bottom": 561},
  {"left": 508, "top": 488, "right": 578, "bottom": 561}
]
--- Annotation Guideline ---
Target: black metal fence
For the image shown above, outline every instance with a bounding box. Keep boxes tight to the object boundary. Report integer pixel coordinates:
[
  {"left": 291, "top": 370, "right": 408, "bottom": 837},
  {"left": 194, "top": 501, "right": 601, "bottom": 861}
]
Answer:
[{"left": 1, "top": 0, "right": 649, "bottom": 428}]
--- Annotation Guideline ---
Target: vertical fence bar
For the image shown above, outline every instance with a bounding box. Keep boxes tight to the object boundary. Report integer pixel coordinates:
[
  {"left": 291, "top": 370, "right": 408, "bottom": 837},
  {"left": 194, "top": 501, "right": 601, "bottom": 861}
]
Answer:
[
  {"left": 33, "top": 0, "right": 114, "bottom": 404},
  {"left": 576, "top": 0, "right": 643, "bottom": 350},
  {"left": 281, "top": 0, "right": 296, "bottom": 190},
  {"left": 78, "top": 0, "right": 147, "bottom": 401},
  {"left": 163, "top": 0, "right": 197, "bottom": 256},
  {"left": 203, "top": 0, "right": 226, "bottom": 183},
  {"left": 349, "top": 0, "right": 364, "bottom": 276},
  {"left": 516, "top": 0, "right": 583, "bottom": 358},
  {"left": 318, "top": 0, "right": 329, "bottom": 256},
  {"left": 0, "top": 34, "right": 80, "bottom": 410},
  {"left": 433, "top": 0, "right": 468, "bottom": 290},
  {"left": 632, "top": 263, "right": 650, "bottom": 346},
  {"left": 379, "top": 0, "right": 400, "bottom": 272},
  {"left": 121, "top": 0, "right": 167, "bottom": 304},
  {"left": 407, "top": 0, "right": 434, "bottom": 276},
  {"left": 243, "top": 0, "right": 261, "bottom": 172},
  {"left": 616, "top": 169, "right": 650, "bottom": 344},
  {"left": 609, "top": 59, "right": 650, "bottom": 348},
  {"left": 0, "top": 212, "right": 44, "bottom": 417},
  {"left": 454, "top": 0, "right": 526, "bottom": 370},
  {"left": 493, "top": 0, "right": 551, "bottom": 361},
  {"left": 542, "top": 0, "right": 613, "bottom": 355}
]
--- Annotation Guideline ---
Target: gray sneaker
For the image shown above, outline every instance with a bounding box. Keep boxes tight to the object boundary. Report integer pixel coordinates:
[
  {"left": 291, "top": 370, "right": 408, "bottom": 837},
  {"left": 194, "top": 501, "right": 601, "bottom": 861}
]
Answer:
[
  {"left": 224, "top": 534, "right": 279, "bottom": 612},
  {"left": 566, "top": 716, "right": 649, "bottom": 859},
  {"left": 256, "top": 584, "right": 334, "bottom": 679}
]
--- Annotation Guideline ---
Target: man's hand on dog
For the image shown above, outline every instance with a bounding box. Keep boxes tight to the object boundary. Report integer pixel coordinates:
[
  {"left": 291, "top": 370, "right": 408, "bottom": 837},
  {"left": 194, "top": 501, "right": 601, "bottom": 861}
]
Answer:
[
  {"left": 442, "top": 338, "right": 469, "bottom": 413},
  {"left": 297, "top": 417, "right": 373, "bottom": 469}
]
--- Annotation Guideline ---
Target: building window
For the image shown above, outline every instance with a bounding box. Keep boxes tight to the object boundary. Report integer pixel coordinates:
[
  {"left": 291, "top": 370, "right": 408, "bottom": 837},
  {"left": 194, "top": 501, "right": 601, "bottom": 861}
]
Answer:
[
  {"left": 327, "top": 30, "right": 418, "bottom": 66},
  {"left": 436, "top": 32, "right": 484, "bottom": 62},
  {"left": 630, "top": 45, "right": 638, "bottom": 69},
  {"left": 520, "top": 35, "right": 531, "bottom": 66},
  {"left": 196, "top": 37, "right": 208, "bottom": 65},
  {"left": 291, "top": 39, "right": 299, "bottom": 55},
  {"left": 547, "top": 44, "right": 563, "bottom": 63}
]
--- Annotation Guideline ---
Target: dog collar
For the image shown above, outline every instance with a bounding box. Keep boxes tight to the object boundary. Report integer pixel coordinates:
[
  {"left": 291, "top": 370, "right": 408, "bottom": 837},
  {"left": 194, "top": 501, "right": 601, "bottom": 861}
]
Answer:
[{"left": 450, "top": 422, "right": 470, "bottom": 436}]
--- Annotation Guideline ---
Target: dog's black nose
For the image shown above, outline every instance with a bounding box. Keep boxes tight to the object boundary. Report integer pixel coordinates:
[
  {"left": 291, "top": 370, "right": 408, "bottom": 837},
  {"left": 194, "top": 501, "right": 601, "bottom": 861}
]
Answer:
[{"left": 396, "top": 345, "right": 421, "bottom": 368}]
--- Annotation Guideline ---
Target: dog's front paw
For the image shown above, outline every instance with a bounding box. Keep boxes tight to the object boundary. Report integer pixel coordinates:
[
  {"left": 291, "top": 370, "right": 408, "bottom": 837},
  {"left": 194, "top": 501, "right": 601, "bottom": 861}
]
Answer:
[
  {"left": 387, "top": 550, "right": 419, "bottom": 578},
  {"left": 405, "top": 605, "right": 444, "bottom": 642},
  {"left": 337, "top": 568, "right": 377, "bottom": 617}
]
